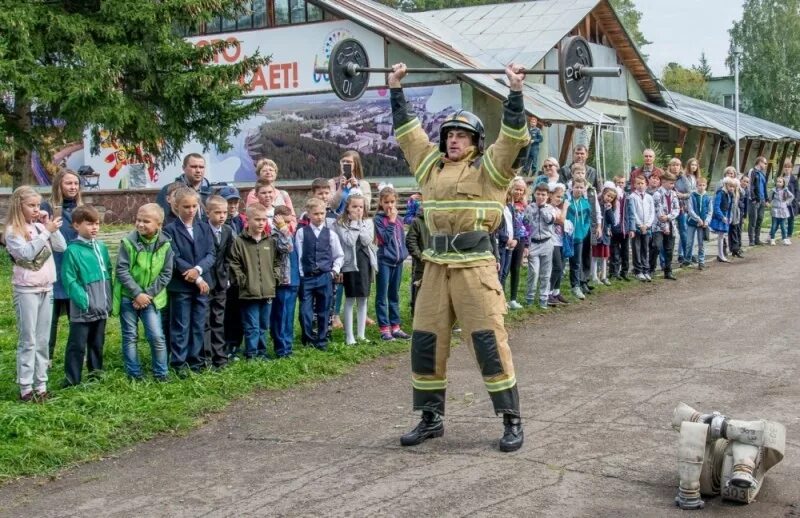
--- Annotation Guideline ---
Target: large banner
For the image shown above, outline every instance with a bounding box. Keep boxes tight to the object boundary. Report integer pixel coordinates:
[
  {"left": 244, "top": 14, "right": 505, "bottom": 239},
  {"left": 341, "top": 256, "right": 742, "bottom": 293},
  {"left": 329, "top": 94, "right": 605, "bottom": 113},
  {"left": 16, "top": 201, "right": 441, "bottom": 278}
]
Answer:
[
  {"left": 79, "top": 84, "right": 462, "bottom": 189},
  {"left": 188, "top": 21, "right": 385, "bottom": 97}
]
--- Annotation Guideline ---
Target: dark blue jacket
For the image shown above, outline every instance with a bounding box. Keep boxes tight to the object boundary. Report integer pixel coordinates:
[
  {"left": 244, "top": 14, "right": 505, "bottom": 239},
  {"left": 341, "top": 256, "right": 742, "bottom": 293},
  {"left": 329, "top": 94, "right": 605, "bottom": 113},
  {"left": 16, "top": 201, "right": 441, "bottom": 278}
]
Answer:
[
  {"left": 710, "top": 190, "right": 733, "bottom": 233},
  {"left": 163, "top": 219, "right": 216, "bottom": 293},
  {"left": 749, "top": 169, "right": 768, "bottom": 202},
  {"left": 40, "top": 198, "right": 78, "bottom": 299},
  {"left": 374, "top": 211, "right": 408, "bottom": 265}
]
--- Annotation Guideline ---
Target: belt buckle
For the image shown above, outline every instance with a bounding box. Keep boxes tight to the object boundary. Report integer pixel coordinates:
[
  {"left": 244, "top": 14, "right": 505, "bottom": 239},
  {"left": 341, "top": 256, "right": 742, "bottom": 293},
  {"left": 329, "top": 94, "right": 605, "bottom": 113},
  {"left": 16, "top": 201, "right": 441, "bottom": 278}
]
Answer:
[
  {"left": 449, "top": 232, "right": 464, "bottom": 255},
  {"left": 431, "top": 234, "right": 449, "bottom": 254}
]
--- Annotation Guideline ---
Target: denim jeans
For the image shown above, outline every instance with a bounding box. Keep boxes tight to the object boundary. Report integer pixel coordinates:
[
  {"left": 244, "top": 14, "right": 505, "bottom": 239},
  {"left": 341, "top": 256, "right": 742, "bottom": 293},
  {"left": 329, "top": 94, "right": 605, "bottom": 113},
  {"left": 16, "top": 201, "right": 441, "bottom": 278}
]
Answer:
[
  {"left": 686, "top": 225, "right": 705, "bottom": 265},
  {"left": 770, "top": 217, "right": 788, "bottom": 240},
  {"left": 498, "top": 246, "right": 513, "bottom": 288},
  {"left": 119, "top": 297, "right": 168, "bottom": 378},
  {"left": 376, "top": 262, "right": 403, "bottom": 328},
  {"left": 676, "top": 213, "right": 689, "bottom": 262},
  {"left": 270, "top": 286, "right": 297, "bottom": 358},
  {"left": 568, "top": 238, "right": 584, "bottom": 288},
  {"left": 241, "top": 299, "right": 272, "bottom": 358}
]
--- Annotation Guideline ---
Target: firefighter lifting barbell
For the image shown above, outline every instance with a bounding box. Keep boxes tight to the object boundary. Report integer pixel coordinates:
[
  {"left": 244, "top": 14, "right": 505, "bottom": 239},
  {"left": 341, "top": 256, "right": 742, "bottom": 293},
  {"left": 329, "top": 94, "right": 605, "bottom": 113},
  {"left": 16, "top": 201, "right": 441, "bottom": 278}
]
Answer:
[{"left": 315, "top": 36, "right": 622, "bottom": 108}]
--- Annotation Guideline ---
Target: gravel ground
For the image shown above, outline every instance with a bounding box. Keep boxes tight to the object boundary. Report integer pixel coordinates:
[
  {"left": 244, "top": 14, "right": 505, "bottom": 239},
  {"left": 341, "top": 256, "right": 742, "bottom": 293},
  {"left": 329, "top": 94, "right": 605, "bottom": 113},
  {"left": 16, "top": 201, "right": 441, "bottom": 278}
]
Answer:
[{"left": 1, "top": 243, "right": 798, "bottom": 517}]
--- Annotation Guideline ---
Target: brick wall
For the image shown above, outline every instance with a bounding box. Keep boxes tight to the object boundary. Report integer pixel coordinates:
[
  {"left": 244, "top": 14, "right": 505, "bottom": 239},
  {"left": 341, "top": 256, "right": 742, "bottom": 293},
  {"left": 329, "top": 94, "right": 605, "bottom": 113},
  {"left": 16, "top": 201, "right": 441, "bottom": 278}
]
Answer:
[{"left": 0, "top": 183, "right": 413, "bottom": 225}]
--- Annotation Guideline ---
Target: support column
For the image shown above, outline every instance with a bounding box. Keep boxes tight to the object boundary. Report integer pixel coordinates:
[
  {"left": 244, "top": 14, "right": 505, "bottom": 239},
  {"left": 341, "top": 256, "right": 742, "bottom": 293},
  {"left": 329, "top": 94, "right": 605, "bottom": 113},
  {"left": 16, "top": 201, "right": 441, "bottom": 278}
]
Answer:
[
  {"left": 559, "top": 125, "right": 575, "bottom": 168},
  {"left": 694, "top": 132, "right": 707, "bottom": 160},
  {"left": 675, "top": 128, "right": 688, "bottom": 159},
  {"left": 708, "top": 135, "right": 722, "bottom": 177},
  {"left": 740, "top": 139, "right": 753, "bottom": 173}
]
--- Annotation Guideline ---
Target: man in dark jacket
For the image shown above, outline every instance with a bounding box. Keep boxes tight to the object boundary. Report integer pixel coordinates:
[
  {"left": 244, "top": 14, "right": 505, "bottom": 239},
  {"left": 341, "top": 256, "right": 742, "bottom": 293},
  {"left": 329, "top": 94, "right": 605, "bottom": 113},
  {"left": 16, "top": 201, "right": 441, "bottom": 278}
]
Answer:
[
  {"left": 405, "top": 202, "right": 429, "bottom": 315},
  {"left": 156, "top": 153, "right": 213, "bottom": 221},
  {"left": 559, "top": 144, "right": 600, "bottom": 192},
  {"left": 747, "top": 156, "right": 768, "bottom": 246}
]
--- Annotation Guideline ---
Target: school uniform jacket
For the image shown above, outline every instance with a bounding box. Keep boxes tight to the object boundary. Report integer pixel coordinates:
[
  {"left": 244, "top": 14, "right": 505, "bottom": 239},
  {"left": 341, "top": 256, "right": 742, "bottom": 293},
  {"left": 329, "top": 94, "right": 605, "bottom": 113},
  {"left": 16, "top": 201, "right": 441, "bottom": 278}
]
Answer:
[
  {"left": 687, "top": 192, "right": 712, "bottom": 227},
  {"left": 209, "top": 224, "right": 233, "bottom": 292},
  {"left": 625, "top": 191, "right": 656, "bottom": 234},
  {"left": 163, "top": 219, "right": 216, "bottom": 293},
  {"left": 652, "top": 187, "right": 680, "bottom": 233}
]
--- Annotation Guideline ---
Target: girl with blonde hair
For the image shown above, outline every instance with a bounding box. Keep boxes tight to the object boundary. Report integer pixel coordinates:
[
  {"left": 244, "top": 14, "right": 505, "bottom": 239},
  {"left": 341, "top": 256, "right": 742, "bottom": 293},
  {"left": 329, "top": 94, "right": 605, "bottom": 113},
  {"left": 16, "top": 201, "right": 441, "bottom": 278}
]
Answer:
[{"left": 5, "top": 186, "right": 67, "bottom": 401}]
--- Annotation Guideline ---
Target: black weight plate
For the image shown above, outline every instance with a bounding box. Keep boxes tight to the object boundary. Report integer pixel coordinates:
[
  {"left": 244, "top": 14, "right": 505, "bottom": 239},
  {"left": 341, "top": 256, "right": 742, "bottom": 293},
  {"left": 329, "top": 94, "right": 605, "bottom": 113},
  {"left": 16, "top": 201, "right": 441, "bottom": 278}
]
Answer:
[
  {"left": 329, "top": 38, "right": 370, "bottom": 101},
  {"left": 559, "top": 36, "right": 593, "bottom": 109}
]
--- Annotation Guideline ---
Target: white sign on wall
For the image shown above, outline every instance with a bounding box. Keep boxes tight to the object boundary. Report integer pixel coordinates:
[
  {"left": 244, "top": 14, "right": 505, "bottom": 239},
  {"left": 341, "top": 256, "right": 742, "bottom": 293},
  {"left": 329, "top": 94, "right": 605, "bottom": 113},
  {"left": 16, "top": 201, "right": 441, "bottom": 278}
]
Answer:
[
  {"left": 188, "top": 21, "right": 385, "bottom": 97},
  {"left": 80, "top": 22, "right": 386, "bottom": 189}
]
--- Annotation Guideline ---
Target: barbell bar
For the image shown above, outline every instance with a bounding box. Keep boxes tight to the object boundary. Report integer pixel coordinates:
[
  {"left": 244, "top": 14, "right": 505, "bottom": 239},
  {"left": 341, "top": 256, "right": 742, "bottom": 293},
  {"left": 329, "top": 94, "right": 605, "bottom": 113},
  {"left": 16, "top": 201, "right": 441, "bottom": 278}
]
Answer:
[{"left": 315, "top": 36, "right": 622, "bottom": 109}]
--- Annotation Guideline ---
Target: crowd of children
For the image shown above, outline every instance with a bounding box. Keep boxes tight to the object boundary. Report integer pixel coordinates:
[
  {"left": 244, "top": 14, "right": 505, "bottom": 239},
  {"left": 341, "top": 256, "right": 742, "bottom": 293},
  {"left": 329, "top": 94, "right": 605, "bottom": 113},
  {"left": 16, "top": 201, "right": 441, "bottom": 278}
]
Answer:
[
  {"left": 4, "top": 153, "right": 797, "bottom": 401},
  {"left": 499, "top": 155, "right": 797, "bottom": 309},
  {"left": 4, "top": 159, "right": 416, "bottom": 400}
]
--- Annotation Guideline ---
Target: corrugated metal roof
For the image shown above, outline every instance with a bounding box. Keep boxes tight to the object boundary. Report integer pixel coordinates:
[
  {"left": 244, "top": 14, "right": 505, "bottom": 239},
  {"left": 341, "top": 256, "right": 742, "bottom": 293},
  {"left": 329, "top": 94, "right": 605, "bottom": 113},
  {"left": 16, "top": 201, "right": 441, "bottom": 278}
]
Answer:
[
  {"left": 631, "top": 91, "right": 800, "bottom": 142},
  {"left": 308, "top": 0, "right": 616, "bottom": 125},
  {"left": 408, "top": 0, "right": 599, "bottom": 70}
]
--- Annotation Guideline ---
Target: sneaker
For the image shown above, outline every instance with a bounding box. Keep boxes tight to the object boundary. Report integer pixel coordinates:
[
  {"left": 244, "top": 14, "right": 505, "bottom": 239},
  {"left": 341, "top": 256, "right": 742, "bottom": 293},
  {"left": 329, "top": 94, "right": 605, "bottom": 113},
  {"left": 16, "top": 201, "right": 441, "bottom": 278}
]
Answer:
[
  {"left": 585, "top": 283, "right": 595, "bottom": 292},
  {"left": 571, "top": 287, "right": 585, "bottom": 300},
  {"left": 620, "top": 273, "right": 631, "bottom": 281},
  {"left": 636, "top": 273, "right": 647, "bottom": 282},
  {"left": 769, "top": 239, "right": 776, "bottom": 246},
  {"left": 644, "top": 273, "right": 652, "bottom": 282},
  {"left": 380, "top": 332, "right": 395, "bottom": 341},
  {"left": 601, "top": 278, "right": 612, "bottom": 286},
  {"left": 20, "top": 391, "right": 34, "bottom": 403},
  {"left": 392, "top": 329, "right": 411, "bottom": 340},
  {"left": 698, "top": 263, "right": 705, "bottom": 271},
  {"left": 539, "top": 300, "right": 548, "bottom": 310},
  {"left": 547, "top": 295, "right": 562, "bottom": 306},
  {"left": 784, "top": 238, "right": 792, "bottom": 245},
  {"left": 525, "top": 299, "right": 535, "bottom": 306},
  {"left": 33, "top": 391, "right": 49, "bottom": 402},
  {"left": 556, "top": 294, "right": 570, "bottom": 305},
  {"left": 581, "top": 283, "right": 592, "bottom": 295},
  {"left": 508, "top": 300, "right": 523, "bottom": 310}
]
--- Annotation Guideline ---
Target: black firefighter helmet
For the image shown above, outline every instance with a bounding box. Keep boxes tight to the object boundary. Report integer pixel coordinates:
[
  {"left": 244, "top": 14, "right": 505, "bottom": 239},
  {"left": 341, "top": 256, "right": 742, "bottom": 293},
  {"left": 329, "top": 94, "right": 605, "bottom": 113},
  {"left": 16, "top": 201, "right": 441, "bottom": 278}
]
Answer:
[{"left": 439, "top": 110, "right": 485, "bottom": 155}]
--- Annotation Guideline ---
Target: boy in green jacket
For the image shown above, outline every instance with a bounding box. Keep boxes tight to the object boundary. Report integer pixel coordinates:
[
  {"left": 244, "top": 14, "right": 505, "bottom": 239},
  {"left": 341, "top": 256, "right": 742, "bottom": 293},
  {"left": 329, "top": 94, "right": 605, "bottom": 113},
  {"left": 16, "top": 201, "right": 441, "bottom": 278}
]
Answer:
[
  {"left": 113, "top": 203, "right": 174, "bottom": 381},
  {"left": 61, "top": 205, "right": 113, "bottom": 386},
  {"left": 228, "top": 203, "right": 292, "bottom": 360}
]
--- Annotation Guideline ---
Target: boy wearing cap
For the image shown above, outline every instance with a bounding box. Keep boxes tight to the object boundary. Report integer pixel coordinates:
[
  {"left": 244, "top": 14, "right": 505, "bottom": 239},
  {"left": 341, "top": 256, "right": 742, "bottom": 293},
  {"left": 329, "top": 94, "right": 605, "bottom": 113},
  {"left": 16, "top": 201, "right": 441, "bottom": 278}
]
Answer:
[{"left": 219, "top": 186, "right": 246, "bottom": 235}]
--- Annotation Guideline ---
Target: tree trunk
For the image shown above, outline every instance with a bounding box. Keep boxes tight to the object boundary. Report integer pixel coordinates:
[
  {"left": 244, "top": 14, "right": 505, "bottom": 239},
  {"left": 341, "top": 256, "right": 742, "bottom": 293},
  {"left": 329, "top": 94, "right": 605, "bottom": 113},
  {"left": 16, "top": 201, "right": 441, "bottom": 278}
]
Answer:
[{"left": 11, "top": 95, "right": 35, "bottom": 187}]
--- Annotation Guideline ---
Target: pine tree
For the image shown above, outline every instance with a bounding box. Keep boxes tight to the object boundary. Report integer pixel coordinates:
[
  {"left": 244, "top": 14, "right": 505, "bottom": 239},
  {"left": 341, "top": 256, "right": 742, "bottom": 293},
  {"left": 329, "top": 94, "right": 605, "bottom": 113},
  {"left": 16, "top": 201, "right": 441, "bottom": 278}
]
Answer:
[
  {"left": 0, "top": 0, "right": 269, "bottom": 185},
  {"left": 693, "top": 52, "right": 712, "bottom": 80}
]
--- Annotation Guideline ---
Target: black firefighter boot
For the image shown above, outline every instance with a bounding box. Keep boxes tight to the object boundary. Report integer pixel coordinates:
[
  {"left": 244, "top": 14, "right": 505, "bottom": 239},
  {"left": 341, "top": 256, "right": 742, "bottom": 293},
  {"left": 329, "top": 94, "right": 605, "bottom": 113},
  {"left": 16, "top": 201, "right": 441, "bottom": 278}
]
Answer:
[
  {"left": 499, "top": 414, "right": 524, "bottom": 452},
  {"left": 400, "top": 411, "right": 444, "bottom": 446}
]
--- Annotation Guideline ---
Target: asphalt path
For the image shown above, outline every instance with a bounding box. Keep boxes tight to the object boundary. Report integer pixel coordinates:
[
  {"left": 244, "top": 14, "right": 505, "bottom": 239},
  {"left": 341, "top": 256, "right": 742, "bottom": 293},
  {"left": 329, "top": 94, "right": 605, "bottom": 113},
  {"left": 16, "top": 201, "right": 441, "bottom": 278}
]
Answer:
[{"left": 1, "top": 244, "right": 798, "bottom": 517}]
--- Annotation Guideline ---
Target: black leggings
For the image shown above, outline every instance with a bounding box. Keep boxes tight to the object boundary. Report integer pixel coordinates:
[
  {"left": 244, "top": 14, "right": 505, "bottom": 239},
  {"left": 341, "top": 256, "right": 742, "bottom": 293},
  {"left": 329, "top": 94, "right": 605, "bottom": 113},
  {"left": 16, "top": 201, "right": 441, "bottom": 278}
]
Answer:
[
  {"left": 48, "top": 298, "right": 70, "bottom": 359},
  {"left": 507, "top": 244, "right": 526, "bottom": 301},
  {"left": 549, "top": 246, "right": 563, "bottom": 292}
]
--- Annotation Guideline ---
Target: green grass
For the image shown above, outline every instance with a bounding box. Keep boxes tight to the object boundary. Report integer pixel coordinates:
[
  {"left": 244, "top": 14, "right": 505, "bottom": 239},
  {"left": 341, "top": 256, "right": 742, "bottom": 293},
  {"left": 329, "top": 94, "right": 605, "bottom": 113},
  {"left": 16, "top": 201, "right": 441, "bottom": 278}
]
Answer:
[
  {"left": 0, "top": 240, "right": 414, "bottom": 482},
  {"left": 0, "top": 216, "right": 790, "bottom": 482}
]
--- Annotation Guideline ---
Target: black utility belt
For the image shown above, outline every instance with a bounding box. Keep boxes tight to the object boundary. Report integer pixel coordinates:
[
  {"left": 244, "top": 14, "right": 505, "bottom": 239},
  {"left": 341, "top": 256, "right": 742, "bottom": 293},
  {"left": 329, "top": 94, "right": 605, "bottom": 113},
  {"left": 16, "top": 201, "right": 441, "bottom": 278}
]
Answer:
[
  {"left": 430, "top": 231, "right": 492, "bottom": 254},
  {"left": 530, "top": 236, "right": 551, "bottom": 244}
]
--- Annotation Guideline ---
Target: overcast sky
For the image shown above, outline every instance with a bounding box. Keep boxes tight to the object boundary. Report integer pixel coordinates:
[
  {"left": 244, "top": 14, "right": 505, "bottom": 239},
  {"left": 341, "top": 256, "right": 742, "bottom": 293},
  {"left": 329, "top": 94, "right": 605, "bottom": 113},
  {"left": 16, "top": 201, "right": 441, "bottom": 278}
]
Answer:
[{"left": 635, "top": 0, "right": 744, "bottom": 78}]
